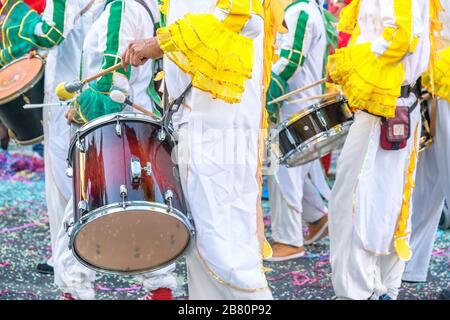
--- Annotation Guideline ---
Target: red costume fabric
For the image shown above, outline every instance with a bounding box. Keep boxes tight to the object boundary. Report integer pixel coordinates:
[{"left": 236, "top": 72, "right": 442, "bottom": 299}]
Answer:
[{"left": 0, "top": 0, "right": 46, "bottom": 13}]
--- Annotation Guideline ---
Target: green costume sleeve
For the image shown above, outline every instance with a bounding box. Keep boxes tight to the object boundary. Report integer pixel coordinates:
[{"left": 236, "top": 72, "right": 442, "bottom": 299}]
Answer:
[
  {"left": 73, "top": 82, "right": 125, "bottom": 123},
  {"left": 266, "top": 72, "right": 288, "bottom": 124},
  {"left": 74, "top": 0, "right": 129, "bottom": 123},
  {"left": 0, "top": 0, "right": 65, "bottom": 66}
]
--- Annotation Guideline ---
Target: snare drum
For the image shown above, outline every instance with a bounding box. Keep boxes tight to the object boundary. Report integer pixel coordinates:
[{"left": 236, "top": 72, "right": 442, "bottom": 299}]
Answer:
[
  {"left": 66, "top": 112, "right": 195, "bottom": 274},
  {"left": 0, "top": 56, "right": 45, "bottom": 145},
  {"left": 419, "top": 99, "right": 433, "bottom": 153},
  {"left": 270, "top": 96, "right": 353, "bottom": 167}
]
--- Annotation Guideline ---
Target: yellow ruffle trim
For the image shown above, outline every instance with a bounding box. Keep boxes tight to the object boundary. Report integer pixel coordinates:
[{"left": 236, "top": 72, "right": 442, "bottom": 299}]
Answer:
[
  {"left": 424, "top": 47, "right": 450, "bottom": 101},
  {"left": 328, "top": 43, "right": 404, "bottom": 118},
  {"left": 157, "top": 13, "right": 254, "bottom": 104},
  {"left": 394, "top": 125, "right": 419, "bottom": 262}
]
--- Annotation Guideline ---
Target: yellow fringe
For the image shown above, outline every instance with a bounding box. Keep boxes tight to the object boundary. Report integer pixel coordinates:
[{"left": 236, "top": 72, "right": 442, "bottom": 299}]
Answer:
[
  {"left": 424, "top": 47, "right": 450, "bottom": 101},
  {"left": 394, "top": 124, "right": 419, "bottom": 262},
  {"left": 157, "top": 13, "right": 254, "bottom": 103},
  {"left": 258, "top": 0, "right": 286, "bottom": 260},
  {"left": 328, "top": 43, "right": 404, "bottom": 118}
]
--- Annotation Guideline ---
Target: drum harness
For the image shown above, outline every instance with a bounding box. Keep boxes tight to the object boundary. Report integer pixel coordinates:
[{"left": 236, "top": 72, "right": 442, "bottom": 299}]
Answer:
[{"left": 133, "top": 0, "right": 193, "bottom": 134}]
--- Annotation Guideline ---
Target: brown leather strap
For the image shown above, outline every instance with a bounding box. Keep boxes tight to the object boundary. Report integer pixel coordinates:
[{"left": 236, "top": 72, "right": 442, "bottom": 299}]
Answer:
[{"left": 430, "top": 98, "right": 438, "bottom": 138}]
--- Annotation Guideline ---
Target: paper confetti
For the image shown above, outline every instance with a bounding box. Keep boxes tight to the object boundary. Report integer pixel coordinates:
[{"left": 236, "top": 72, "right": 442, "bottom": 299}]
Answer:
[{"left": 0, "top": 148, "right": 448, "bottom": 300}]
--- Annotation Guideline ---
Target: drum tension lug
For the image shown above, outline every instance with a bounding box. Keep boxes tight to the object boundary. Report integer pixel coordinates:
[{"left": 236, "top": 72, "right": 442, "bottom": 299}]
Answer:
[
  {"left": 131, "top": 158, "right": 152, "bottom": 184},
  {"left": 66, "top": 166, "right": 73, "bottom": 178},
  {"left": 78, "top": 200, "right": 89, "bottom": 214},
  {"left": 64, "top": 218, "right": 74, "bottom": 233},
  {"left": 120, "top": 185, "right": 128, "bottom": 208},
  {"left": 164, "top": 189, "right": 174, "bottom": 213},
  {"left": 157, "top": 129, "right": 166, "bottom": 142},
  {"left": 130, "top": 157, "right": 142, "bottom": 184},
  {"left": 115, "top": 116, "right": 122, "bottom": 137},
  {"left": 76, "top": 138, "right": 86, "bottom": 153}
]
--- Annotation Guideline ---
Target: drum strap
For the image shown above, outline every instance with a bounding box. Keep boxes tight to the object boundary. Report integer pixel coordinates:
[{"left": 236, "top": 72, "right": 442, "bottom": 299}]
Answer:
[
  {"left": 74, "top": 0, "right": 97, "bottom": 24},
  {"left": 162, "top": 82, "right": 193, "bottom": 131},
  {"left": 133, "top": 0, "right": 157, "bottom": 36}
]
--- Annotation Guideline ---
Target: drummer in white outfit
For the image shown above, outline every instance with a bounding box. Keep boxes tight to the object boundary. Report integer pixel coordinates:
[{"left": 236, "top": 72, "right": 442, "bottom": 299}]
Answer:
[
  {"left": 57, "top": 0, "right": 177, "bottom": 300},
  {"left": 38, "top": 0, "right": 106, "bottom": 276},
  {"left": 403, "top": 1, "right": 450, "bottom": 283},
  {"left": 265, "top": 0, "right": 334, "bottom": 261},
  {"left": 122, "top": 0, "right": 273, "bottom": 299},
  {"left": 327, "top": 0, "right": 432, "bottom": 300},
  {"left": 0, "top": 0, "right": 105, "bottom": 275}
]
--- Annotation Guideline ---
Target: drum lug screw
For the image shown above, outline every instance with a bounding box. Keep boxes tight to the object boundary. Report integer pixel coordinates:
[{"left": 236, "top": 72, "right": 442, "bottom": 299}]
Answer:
[
  {"left": 142, "top": 162, "right": 152, "bottom": 176},
  {"left": 115, "top": 115, "right": 122, "bottom": 137},
  {"left": 66, "top": 166, "right": 73, "bottom": 178},
  {"left": 115, "top": 123, "right": 122, "bottom": 137},
  {"left": 78, "top": 200, "right": 89, "bottom": 214},
  {"left": 64, "top": 218, "right": 74, "bottom": 233},
  {"left": 76, "top": 138, "right": 85, "bottom": 153},
  {"left": 120, "top": 185, "right": 128, "bottom": 208},
  {"left": 164, "top": 189, "right": 174, "bottom": 213},
  {"left": 157, "top": 129, "right": 166, "bottom": 142}
]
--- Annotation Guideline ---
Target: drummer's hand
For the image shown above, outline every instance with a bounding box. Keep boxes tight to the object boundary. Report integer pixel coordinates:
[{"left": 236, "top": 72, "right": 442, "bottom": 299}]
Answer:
[
  {"left": 421, "top": 91, "right": 432, "bottom": 101},
  {"left": 121, "top": 38, "right": 164, "bottom": 71},
  {"left": 326, "top": 73, "right": 334, "bottom": 84},
  {"left": 27, "top": 50, "right": 36, "bottom": 59},
  {"left": 65, "top": 108, "right": 74, "bottom": 125}
]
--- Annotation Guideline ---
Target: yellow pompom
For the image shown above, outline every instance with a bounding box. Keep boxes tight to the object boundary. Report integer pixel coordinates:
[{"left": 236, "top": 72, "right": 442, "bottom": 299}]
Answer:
[
  {"left": 263, "top": 238, "right": 273, "bottom": 260},
  {"left": 394, "top": 238, "right": 412, "bottom": 262},
  {"left": 55, "top": 82, "right": 76, "bottom": 101}
]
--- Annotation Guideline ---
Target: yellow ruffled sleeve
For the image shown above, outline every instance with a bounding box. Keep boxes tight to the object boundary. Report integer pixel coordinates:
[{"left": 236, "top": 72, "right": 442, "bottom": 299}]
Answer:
[
  {"left": 328, "top": 43, "right": 404, "bottom": 118},
  {"left": 329, "top": 0, "right": 416, "bottom": 118},
  {"left": 337, "top": 0, "right": 361, "bottom": 35},
  {"left": 156, "top": 1, "right": 256, "bottom": 103}
]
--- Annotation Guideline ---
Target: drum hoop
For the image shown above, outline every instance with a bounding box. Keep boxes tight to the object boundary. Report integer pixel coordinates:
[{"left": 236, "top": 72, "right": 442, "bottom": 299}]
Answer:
[
  {"left": 8, "top": 128, "right": 44, "bottom": 146},
  {"left": 285, "top": 96, "right": 348, "bottom": 128},
  {"left": 0, "top": 55, "right": 45, "bottom": 105},
  {"left": 68, "top": 201, "right": 196, "bottom": 275},
  {"left": 279, "top": 121, "right": 353, "bottom": 166},
  {"left": 67, "top": 112, "right": 166, "bottom": 166}
]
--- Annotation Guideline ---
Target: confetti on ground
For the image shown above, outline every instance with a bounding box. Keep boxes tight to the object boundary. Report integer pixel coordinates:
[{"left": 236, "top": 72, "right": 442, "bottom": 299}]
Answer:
[{"left": 0, "top": 148, "right": 448, "bottom": 300}]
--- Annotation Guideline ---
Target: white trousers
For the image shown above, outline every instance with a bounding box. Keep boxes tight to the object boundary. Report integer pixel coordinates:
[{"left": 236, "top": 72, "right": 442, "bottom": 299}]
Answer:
[
  {"left": 176, "top": 123, "right": 273, "bottom": 300},
  {"left": 186, "top": 251, "right": 273, "bottom": 300},
  {"left": 268, "top": 160, "right": 328, "bottom": 247},
  {"left": 329, "top": 99, "right": 421, "bottom": 300},
  {"left": 53, "top": 196, "right": 178, "bottom": 299},
  {"left": 42, "top": 107, "right": 70, "bottom": 264},
  {"left": 403, "top": 99, "right": 450, "bottom": 282}
]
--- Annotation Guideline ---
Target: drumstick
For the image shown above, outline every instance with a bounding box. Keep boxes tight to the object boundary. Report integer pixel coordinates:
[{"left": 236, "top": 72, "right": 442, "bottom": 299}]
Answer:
[
  {"left": 23, "top": 102, "right": 67, "bottom": 109},
  {"left": 268, "top": 78, "right": 327, "bottom": 105},
  {"left": 82, "top": 63, "right": 122, "bottom": 84},
  {"left": 285, "top": 92, "right": 339, "bottom": 105},
  {"left": 110, "top": 90, "right": 157, "bottom": 118},
  {"left": 56, "top": 63, "right": 123, "bottom": 101}
]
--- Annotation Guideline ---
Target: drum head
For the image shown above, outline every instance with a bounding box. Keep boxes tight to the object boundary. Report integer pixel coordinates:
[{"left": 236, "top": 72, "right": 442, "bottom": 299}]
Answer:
[
  {"left": 72, "top": 204, "right": 191, "bottom": 274},
  {"left": 0, "top": 56, "right": 44, "bottom": 105}
]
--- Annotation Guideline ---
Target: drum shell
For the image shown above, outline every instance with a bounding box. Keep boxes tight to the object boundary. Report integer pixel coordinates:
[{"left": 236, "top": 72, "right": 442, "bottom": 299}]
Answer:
[
  {"left": 69, "top": 118, "right": 187, "bottom": 222},
  {"left": 278, "top": 99, "right": 353, "bottom": 157},
  {"left": 0, "top": 75, "right": 44, "bottom": 144}
]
